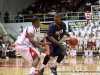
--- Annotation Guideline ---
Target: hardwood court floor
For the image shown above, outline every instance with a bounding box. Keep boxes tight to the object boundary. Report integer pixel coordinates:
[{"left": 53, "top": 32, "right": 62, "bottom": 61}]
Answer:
[{"left": 0, "top": 56, "right": 100, "bottom": 75}]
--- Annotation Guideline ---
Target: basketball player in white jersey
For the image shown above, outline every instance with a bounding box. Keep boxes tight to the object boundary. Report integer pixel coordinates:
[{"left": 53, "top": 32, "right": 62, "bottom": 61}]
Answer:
[
  {"left": 83, "top": 34, "right": 88, "bottom": 58},
  {"left": 78, "top": 34, "right": 84, "bottom": 52},
  {"left": 14, "top": 16, "right": 50, "bottom": 75},
  {"left": 72, "top": 47, "right": 77, "bottom": 58},
  {"left": 96, "top": 33, "right": 100, "bottom": 58},
  {"left": 88, "top": 47, "right": 93, "bottom": 58}
]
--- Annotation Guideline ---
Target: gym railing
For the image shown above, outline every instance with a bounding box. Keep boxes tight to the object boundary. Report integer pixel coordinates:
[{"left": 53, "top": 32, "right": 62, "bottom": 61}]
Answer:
[{"left": 2, "top": 12, "right": 86, "bottom": 23}]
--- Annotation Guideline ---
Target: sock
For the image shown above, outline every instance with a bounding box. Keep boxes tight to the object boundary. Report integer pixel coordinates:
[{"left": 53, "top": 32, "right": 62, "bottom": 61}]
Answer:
[
  {"left": 29, "top": 67, "right": 36, "bottom": 74},
  {"left": 57, "top": 54, "right": 64, "bottom": 63},
  {"left": 53, "top": 57, "right": 58, "bottom": 67},
  {"left": 41, "top": 64, "right": 46, "bottom": 69}
]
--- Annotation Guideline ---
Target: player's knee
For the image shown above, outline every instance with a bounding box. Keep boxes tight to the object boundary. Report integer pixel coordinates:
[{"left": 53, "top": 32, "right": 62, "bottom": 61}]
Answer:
[
  {"left": 35, "top": 55, "right": 40, "bottom": 61},
  {"left": 61, "top": 51, "right": 66, "bottom": 56}
]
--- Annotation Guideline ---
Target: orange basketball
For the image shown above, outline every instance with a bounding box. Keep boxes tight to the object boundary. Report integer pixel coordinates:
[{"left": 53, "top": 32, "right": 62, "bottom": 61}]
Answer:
[{"left": 68, "top": 37, "right": 78, "bottom": 47}]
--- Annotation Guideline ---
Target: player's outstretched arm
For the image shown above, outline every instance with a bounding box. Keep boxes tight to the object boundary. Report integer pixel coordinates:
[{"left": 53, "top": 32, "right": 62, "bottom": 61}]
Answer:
[
  {"left": 64, "top": 31, "right": 70, "bottom": 37},
  {"left": 37, "top": 42, "right": 51, "bottom": 46},
  {"left": 28, "top": 33, "right": 45, "bottom": 52}
]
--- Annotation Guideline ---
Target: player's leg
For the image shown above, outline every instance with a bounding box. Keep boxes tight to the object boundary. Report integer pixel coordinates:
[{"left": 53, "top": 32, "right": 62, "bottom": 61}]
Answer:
[
  {"left": 15, "top": 45, "right": 40, "bottom": 75},
  {"left": 40, "top": 44, "right": 54, "bottom": 75},
  {"left": 50, "top": 46, "right": 66, "bottom": 75}
]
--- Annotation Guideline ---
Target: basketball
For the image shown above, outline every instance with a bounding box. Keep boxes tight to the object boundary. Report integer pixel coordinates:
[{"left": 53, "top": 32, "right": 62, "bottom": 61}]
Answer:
[{"left": 68, "top": 37, "right": 78, "bottom": 47}]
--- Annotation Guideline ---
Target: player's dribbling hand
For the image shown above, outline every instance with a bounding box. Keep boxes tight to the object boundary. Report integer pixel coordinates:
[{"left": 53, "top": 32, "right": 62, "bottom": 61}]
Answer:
[{"left": 40, "top": 47, "right": 46, "bottom": 52}]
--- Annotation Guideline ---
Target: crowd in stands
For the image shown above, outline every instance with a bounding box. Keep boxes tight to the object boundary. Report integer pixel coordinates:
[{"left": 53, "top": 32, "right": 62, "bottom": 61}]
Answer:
[
  {"left": 14, "top": 0, "right": 86, "bottom": 22},
  {"left": 1, "top": 0, "right": 99, "bottom": 23}
]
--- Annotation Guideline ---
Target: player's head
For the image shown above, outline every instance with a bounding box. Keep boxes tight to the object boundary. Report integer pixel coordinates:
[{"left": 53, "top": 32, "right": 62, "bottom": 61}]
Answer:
[
  {"left": 54, "top": 13, "right": 62, "bottom": 24},
  {"left": 32, "top": 16, "right": 40, "bottom": 28}
]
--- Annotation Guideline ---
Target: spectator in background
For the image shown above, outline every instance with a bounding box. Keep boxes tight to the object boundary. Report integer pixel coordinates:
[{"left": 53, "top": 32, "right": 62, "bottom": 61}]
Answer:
[
  {"left": 86, "top": 2, "right": 91, "bottom": 7},
  {"left": 52, "top": 4, "right": 57, "bottom": 9},
  {"left": 28, "top": 9, "right": 33, "bottom": 14},
  {"left": 48, "top": 10, "right": 56, "bottom": 16},
  {"left": 6, "top": 40, "right": 11, "bottom": 46},
  {"left": 39, "top": 4, "right": 43, "bottom": 10},
  {"left": 0, "top": 35, "right": 3, "bottom": 40},
  {"left": 19, "top": 26, "right": 23, "bottom": 33},
  {"left": 14, "top": 13, "right": 20, "bottom": 23},
  {"left": 31, "top": 4, "right": 37, "bottom": 14},
  {"left": 44, "top": 3, "right": 50, "bottom": 13},
  {"left": 5, "top": 11, "right": 9, "bottom": 17},
  {"left": 22, "top": 8, "right": 28, "bottom": 15},
  {"left": 61, "top": 7, "right": 66, "bottom": 13},
  {"left": 4, "top": 11, "right": 10, "bottom": 23},
  {"left": 19, "top": 12, "right": 23, "bottom": 22}
]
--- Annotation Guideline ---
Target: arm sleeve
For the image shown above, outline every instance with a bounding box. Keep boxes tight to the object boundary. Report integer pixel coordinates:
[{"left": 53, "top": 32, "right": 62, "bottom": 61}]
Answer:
[{"left": 46, "top": 24, "right": 54, "bottom": 36}]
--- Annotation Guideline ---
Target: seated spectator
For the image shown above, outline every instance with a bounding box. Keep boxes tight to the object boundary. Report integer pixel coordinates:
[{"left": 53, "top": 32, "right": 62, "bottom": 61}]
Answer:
[
  {"left": 14, "top": 14, "right": 20, "bottom": 23},
  {"left": 86, "top": 2, "right": 91, "bottom": 7},
  {"left": 48, "top": 10, "right": 56, "bottom": 16},
  {"left": 2, "top": 43, "right": 9, "bottom": 60},
  {"left": 44, "top": 3, "right": 50, "bottom": 13},
  {"left": 19, "top": 12, "right": 23, "bottom": 22},
  {"left": 28, "top": 9, "right": 33, "bottom": 14},
  {"left": 52, "top": 4, "right": 57, "bottom": 9},
  {"left": 39, "top": 4, "right": 43, "bottom": 10},
  {"left": 6, "top": 40, "right": 11, "bottom": 46},
  {"left": 22, "top": 8, "right": 28, "bottom": 15},
  {"left": 6, "top": 44, "right": 16, "bottom": 58},
  {"left": 61, "top": 7, "right": 66, "bottom": 13}
]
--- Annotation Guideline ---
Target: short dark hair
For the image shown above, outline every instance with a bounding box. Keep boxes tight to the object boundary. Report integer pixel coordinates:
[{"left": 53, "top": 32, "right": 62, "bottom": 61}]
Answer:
[
  {"left": 54, "top": 13, "right": 62, "bottom": 17},
  {"left": 31, "top": 16, "right": 39, "bottom": 24}
]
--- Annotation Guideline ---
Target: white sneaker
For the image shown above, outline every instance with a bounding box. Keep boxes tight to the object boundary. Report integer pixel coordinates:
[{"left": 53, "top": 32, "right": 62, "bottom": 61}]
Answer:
[{"left": 6, "top": 56, "right": 9, "bottom": 60}]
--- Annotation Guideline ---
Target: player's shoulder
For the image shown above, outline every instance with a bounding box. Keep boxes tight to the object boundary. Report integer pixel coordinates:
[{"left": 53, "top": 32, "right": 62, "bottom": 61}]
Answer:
[
  {"left": 61, "top": 21, "right": 66, "bottom": 26},
  {"left": 61, "top": 21, "right": 66, "bottom": 24},
  {"left": 49, "top": 22, "right": 56, "bottom": 28},
  {"left": 27, "top": 26, "right": 35, "bottom": 30}
]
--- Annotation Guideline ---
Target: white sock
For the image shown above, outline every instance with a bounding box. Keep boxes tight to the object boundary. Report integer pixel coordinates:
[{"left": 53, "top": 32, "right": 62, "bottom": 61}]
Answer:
[
  {"left": 41, "top": 64, "right": 45, "bottom": 69},
  {"left": 29, "top": 67, "right": 36, "bottom": 74},
  {"left": 53, "top": 59, "right": 57, "bottom": 67}
]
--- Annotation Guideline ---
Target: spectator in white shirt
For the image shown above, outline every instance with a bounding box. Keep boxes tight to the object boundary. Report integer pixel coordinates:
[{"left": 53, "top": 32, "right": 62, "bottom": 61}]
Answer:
[{"left": 19, "top": 26, "right": 23, "bottom": 33}]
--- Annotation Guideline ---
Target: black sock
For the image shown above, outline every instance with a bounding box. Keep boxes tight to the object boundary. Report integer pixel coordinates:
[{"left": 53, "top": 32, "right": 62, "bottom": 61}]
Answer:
[
  {"left": 43, "top": 55, "right": 50, "bottom": 65},
  {"left": 57, "top": 54, "right": 64, "bottom": 63}
]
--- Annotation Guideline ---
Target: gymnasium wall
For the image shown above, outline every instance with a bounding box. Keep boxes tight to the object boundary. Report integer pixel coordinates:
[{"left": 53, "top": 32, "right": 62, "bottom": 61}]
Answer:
[{"left": 5, "top": 20, "right": 87, "bottom": 40}]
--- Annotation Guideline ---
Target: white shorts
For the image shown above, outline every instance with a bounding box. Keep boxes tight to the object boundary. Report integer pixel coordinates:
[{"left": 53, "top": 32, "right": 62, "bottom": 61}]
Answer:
[
  {"left": 96, "top": 43, "right": 99, "bottom": 48},
  {"left": 84, "top": 50, "right": 88, "bottom": 56},
  {"left": 15, "top": 44, "right": 40, "bottom": 64}
]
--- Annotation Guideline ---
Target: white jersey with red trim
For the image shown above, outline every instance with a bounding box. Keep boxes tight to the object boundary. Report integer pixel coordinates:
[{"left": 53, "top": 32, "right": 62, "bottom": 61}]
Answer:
[
  {"left": 84, "top": 36, "right": 89, "bottom": 45},
  {"left": 16, "top": 26, "right": 37, "bottom": 45}
]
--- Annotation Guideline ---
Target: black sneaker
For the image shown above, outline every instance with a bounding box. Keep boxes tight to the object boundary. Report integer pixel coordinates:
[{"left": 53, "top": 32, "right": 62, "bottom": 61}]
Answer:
[
  {"left": 40, "top": 68, "right": 44, "bottom": 75},
  {"left": 50, "top": 66, "right": 57, "bottom": 75}
]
